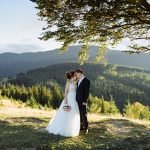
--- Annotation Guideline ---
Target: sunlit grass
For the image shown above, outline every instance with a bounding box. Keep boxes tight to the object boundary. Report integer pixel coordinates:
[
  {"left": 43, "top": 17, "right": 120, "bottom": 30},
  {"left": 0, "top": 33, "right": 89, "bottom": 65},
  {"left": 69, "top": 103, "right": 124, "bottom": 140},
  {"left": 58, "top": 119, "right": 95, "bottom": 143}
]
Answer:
[{"left": 0, "top": 99, "right": 150, "bottom": 150}]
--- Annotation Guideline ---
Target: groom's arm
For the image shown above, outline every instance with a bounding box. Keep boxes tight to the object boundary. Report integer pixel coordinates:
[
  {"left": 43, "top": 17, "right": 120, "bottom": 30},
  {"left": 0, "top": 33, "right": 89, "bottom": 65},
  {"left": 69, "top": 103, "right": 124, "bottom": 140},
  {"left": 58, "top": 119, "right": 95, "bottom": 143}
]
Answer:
[{"left": 83, "top": 80, "right": 90, "bottom": 104}]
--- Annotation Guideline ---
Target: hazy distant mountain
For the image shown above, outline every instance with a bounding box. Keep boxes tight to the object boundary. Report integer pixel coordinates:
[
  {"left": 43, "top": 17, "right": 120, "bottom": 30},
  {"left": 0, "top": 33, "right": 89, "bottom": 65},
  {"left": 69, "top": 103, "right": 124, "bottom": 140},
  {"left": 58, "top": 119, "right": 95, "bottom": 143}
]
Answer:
[{"left": 0, "top": 45, "right": 150, "bottom": 77}]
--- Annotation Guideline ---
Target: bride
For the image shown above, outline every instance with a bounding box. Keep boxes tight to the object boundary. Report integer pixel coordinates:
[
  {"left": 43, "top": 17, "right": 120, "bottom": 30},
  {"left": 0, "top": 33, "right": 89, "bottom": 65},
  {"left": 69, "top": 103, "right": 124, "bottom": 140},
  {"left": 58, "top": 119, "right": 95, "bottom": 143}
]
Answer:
[{"left": 45, "top": 71, "right": 80, "bottom": 137}]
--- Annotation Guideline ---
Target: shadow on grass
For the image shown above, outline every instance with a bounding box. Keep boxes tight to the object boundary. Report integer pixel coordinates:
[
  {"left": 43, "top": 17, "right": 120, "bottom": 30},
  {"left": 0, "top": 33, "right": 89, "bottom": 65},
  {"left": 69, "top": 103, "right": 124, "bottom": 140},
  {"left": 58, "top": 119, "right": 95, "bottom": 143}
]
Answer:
[
  {"left": 0, "top": 117, "right": 65, "bottom": 150},
  {"left": 5, "top": 117, "right": 48, "bottom": 124},
  {"left": 88, "top": 119, "right": 150, "bottom": 150},
  {"left": 0, "top": 117, "right": 149, "bottom": 150}
]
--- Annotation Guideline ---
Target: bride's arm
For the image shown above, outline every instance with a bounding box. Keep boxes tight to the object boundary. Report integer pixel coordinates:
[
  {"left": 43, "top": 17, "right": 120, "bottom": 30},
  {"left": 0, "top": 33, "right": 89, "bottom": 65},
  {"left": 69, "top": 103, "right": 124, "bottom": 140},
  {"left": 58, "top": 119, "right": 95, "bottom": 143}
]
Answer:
[{"left": 64, "top": 81, "right": 69, "bottom": 104}]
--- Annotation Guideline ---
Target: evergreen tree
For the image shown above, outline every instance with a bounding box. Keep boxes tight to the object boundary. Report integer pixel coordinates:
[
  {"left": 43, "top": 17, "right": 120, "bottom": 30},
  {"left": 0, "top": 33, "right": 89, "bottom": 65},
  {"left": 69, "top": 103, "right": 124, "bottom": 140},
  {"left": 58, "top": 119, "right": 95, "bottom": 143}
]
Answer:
[{"left": 26, "top": 96, "right": 39, "bottom": 108}]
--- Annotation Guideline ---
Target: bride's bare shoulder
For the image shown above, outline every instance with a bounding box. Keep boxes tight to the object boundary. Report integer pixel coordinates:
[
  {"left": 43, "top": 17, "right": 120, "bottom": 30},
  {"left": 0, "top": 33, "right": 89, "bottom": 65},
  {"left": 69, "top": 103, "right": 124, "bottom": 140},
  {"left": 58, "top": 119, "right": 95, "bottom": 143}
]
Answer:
[{"left": 66, "top": 80, "right": 70, "bottom": 86}]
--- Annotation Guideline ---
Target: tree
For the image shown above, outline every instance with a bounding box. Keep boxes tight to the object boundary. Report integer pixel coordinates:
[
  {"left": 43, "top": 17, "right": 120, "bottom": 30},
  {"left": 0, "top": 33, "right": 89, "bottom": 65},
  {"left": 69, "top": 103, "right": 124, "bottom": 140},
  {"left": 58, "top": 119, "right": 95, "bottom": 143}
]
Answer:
[
  {"left": 26, "top": 96, "right": 39, "bottom": 108},
  {"left": 51, "top": 84, "right": 63, "bottom": 108},
  {"left": 31, "top": 0, "right": 150, "bottom": 64},
  {"left": 0, "top": 90, "right": 2, "bottom": 100},
  {"left": 123, "top": 101, "right": 150, "bottom": 120}
]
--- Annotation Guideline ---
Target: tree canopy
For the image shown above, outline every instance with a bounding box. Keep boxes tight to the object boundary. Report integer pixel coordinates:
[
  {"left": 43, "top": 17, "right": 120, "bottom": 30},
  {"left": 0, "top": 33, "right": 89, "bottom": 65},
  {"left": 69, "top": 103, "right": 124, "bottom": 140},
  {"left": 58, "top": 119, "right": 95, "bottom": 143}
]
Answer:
[{"left": 31, "top": 0, "right": 150, "bottom": 64}]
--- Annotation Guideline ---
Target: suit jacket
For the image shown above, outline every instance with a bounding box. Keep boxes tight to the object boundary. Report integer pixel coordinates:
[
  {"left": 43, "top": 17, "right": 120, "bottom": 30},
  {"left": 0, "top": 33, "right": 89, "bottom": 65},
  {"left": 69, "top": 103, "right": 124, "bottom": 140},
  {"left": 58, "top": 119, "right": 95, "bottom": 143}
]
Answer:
[{"left": 76, "top": 77, "right": 90, "bottom": 104}]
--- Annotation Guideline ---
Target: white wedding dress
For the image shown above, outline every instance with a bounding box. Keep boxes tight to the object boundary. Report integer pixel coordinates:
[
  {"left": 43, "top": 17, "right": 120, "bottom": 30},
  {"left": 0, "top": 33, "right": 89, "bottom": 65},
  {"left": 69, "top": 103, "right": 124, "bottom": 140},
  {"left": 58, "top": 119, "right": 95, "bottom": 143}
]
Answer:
[{"left": 45, "top": 82, "right": 80, "bottom": 137}]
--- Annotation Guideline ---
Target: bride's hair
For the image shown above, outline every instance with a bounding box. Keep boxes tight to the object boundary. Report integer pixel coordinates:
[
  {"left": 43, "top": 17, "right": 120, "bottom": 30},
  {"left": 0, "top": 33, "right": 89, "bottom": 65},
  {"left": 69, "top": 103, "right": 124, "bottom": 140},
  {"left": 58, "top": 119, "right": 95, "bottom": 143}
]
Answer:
[{"left": 66, "top": 71, "right": 75, "bottom": 79}]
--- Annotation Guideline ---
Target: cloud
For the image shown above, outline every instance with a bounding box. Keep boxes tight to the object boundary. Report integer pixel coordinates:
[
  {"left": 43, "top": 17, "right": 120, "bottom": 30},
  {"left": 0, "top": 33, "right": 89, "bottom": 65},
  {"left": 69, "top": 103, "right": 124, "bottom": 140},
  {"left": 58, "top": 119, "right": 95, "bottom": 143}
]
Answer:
[
  {"left": 0, "top": 43, "right": 45, "bottom": 54},
  {"left": 109, "top": 38, "right": 130, "bottom": 50}
]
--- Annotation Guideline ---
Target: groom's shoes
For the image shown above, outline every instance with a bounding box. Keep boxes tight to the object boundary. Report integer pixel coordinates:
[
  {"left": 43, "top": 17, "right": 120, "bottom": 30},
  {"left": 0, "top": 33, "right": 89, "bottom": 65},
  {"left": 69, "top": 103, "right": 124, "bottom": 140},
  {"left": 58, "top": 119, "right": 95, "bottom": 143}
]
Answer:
[
  {"left": 84, "top": 128, "right": 88, "bottom": 134},
  {"left": 80, "top": 128, "right": 84, "bottom": 131},
  {"left": 80, "top": 127, "right": 88, "bottom": 134}
]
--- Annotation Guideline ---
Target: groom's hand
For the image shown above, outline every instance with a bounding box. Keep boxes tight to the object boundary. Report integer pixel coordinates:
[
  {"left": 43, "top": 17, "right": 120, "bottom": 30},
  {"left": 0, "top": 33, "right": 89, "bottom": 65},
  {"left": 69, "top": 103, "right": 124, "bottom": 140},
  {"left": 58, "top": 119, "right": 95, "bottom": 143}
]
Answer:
[{"left": 82, "top": 102, "right": 87, "bottom": 106}]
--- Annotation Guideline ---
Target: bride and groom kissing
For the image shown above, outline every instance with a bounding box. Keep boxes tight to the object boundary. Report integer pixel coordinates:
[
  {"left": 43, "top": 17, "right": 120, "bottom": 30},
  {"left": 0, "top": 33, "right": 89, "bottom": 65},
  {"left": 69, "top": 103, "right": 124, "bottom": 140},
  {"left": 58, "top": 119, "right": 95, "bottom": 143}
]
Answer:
[{"left": 45, "top": 69, "right": 90, "bottom": 137}]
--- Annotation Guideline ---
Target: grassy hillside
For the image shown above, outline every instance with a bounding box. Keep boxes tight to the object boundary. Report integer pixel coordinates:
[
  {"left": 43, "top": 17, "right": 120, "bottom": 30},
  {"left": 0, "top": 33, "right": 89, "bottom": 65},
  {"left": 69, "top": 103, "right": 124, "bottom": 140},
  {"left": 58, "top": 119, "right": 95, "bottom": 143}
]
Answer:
[
  {"left": 8, "top": 63, "right": 150, "bottom": 110},
  {"left": 0, "top": 45, "right": 150, "bottom": 77},
  {"left": 0, "top": 99, "right": 149, "bottom": 150}
]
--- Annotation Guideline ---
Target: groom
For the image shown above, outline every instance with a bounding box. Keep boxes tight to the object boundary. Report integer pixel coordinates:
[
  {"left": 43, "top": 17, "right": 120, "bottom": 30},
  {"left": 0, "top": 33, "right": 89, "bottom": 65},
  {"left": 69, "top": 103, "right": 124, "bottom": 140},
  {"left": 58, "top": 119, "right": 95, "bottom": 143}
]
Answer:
[{"left": 75, "top": 69, "right": 90, "bottom": 134}]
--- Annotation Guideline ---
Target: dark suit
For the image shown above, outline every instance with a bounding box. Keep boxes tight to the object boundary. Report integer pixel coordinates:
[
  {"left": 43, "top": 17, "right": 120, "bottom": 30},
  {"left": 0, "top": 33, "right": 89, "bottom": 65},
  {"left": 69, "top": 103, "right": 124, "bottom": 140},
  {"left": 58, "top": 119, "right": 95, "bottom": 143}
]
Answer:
[{"left": 76, "top": 77, "right": 90, "bottom": 130}]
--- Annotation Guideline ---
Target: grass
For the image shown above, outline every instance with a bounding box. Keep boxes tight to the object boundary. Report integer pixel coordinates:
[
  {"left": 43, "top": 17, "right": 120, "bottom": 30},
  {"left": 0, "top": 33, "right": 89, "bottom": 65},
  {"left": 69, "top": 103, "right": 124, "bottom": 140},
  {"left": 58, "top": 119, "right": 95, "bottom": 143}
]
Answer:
[{"left": 0, "top": 99, "right": 150, "bottom": 150}]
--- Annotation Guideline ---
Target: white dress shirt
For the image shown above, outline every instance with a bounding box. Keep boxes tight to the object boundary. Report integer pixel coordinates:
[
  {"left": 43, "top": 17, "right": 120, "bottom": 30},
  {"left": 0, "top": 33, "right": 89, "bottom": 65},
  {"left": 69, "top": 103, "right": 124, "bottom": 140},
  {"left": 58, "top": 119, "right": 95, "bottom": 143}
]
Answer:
[{"left": 78, "top": 75, "right": 85, "bottom": 87}]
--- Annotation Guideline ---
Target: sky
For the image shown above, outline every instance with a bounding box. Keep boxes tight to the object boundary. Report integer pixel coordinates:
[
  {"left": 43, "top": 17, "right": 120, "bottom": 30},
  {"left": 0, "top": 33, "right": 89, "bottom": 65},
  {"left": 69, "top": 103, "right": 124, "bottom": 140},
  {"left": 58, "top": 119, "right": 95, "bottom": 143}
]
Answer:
[{"left": 0, "top": 0, "right": 130, "bottom": 54}]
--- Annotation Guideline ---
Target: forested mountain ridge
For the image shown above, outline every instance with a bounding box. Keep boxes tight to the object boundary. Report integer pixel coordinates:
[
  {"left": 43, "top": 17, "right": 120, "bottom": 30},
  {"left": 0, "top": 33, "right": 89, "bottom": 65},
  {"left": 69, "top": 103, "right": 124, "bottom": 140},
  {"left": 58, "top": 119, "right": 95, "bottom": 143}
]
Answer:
[
  {"left": 8, "top": 63, "right": 150, "bottom": 111},
  {"left": 0, "top": 45, "right": 150, "bottom": 77}
]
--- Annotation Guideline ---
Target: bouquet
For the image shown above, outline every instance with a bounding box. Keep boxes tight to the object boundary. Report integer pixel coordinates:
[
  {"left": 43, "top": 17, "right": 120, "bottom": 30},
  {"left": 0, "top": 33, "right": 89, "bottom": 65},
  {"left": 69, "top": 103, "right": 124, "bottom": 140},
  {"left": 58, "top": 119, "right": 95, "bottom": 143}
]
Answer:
[{"left": 63, "top": 105, "right": 71, "bottom": 112}]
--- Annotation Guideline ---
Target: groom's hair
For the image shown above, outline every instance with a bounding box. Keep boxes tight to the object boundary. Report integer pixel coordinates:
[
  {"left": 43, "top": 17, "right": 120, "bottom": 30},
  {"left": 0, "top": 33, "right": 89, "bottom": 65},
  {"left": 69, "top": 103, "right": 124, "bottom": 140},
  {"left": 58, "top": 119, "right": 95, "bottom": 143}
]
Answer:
[{"left": 75, "top": 69, "right": 83, "bottom": 74}]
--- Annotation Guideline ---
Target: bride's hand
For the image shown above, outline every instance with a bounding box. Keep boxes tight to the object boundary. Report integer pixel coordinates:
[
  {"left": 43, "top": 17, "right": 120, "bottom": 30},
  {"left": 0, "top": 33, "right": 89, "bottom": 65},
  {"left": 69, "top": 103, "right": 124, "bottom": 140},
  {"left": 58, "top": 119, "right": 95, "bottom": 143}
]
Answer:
[
  {"left": 64, "top": 98, "right": 68, "bottom": 104},
  {"left": 64, "top": 101, "right": 68, "bottom": 104}
]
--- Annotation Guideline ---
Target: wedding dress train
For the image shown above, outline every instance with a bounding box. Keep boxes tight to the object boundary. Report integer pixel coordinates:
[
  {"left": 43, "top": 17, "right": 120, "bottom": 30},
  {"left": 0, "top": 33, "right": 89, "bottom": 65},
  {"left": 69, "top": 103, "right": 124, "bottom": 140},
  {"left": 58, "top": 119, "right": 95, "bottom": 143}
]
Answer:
[{"left": 45, "top": 82, "right": 80, "bottom": 137}]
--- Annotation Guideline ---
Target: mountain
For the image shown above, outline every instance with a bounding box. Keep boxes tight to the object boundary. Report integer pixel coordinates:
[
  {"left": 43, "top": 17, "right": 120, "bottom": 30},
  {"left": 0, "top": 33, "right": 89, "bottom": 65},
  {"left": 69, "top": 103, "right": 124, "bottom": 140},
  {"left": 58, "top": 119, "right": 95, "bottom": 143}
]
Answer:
[
  {"left": 0, "top": 45, "right": 150, "bottom": 77},
  {"left": 9, "top": 63, "right": 150, "bottom": 110}
]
